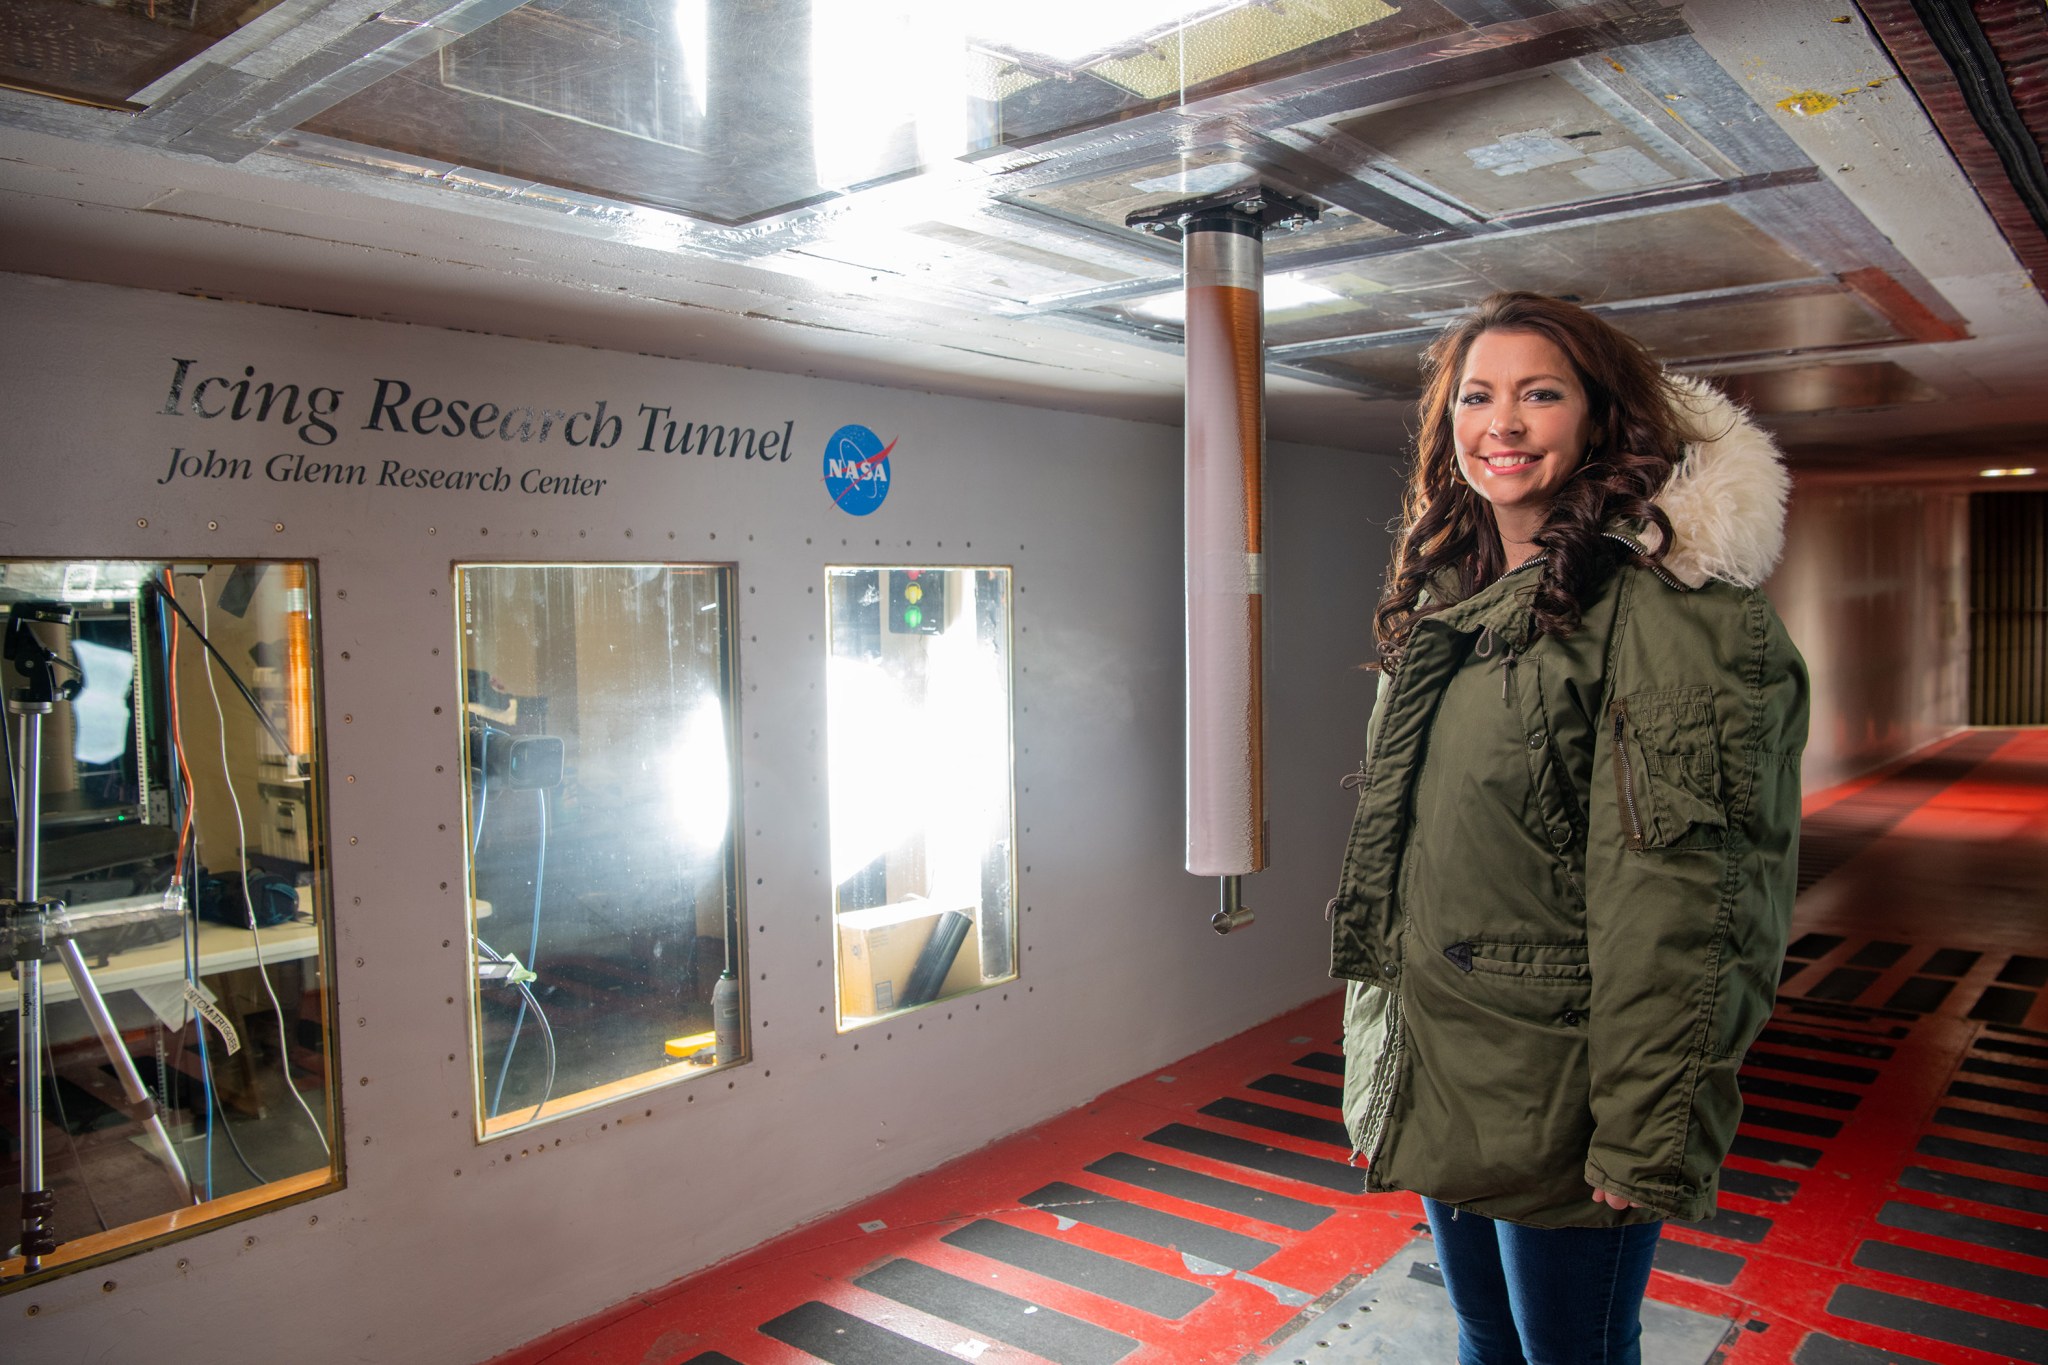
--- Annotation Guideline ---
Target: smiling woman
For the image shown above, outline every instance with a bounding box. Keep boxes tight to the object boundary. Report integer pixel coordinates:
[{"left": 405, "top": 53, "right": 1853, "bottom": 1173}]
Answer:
[{"left": 1332, "top": 290, "right": 1808, "bottom": 1365}]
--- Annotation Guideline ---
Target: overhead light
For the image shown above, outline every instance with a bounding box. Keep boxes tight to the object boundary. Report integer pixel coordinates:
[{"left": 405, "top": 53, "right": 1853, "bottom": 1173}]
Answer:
[
  {"left": 968, "top": 1, "right": 1252, "bottom": 62},
  {"left": 1981, "top": 467, "right": 2038, "bottom": 478},
  {"left": 1131, "top": 274, "right": 1345, "bottom": 324}
]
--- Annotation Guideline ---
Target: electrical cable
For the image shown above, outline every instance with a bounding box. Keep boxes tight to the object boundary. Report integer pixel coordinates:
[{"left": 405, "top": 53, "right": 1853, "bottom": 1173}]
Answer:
[
  {"left": 151, "top": 584, "right": 293, "bottom": 759},
  {"left": 488, "top": 787, "right": 548, "bottom": 1117},
  {"left": 163, "top": 571, "right": 209, "bottom": 1199},
  {"left": 198, "top": 588, "right": 329, "bottom": 1160},
  {"left": 44, "top": 1026, "right": 110, "bottom": 1234},
  {"left": 471, "top": 727, "right": 492, "bottom": 858},
  {"left": 474, "top": 936, "right": 557, "bottom": 1126}
]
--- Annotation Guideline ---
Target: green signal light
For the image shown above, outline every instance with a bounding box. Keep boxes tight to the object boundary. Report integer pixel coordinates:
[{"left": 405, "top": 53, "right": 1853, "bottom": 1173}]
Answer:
[{"left": 903, "top": 607, "right": 923, "bottom": 629}]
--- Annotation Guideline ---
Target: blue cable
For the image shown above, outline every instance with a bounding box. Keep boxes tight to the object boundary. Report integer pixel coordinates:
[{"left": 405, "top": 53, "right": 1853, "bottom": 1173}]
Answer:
[{"left": 489, "top": 786, "right": 548, "bottom": 1117}]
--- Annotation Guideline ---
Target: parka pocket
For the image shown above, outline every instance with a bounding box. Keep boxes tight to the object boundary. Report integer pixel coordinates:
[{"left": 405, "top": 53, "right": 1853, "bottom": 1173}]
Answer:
[
  {"left": 1611, "top": 687, "right": 1726, "bottom": 850},
  {"left": 1435, "top": 939, "right": 1591, "bottom": 1030}
]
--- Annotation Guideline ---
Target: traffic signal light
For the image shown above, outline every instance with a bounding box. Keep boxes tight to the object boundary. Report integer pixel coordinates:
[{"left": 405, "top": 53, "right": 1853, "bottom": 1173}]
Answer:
[{"left": 888, "top": 569, "right": 944, "bottom": 634}]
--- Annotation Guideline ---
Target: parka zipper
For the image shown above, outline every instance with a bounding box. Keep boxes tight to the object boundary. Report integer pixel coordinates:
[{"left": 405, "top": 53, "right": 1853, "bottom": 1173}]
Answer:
[{"left": 1611, "top": 701, "right": 1646, "bottom": 850}]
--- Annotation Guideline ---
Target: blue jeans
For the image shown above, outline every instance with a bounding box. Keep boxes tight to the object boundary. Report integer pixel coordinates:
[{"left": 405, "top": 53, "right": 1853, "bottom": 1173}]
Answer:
[{"left": 1424, "top": 1197, "right": 1662, "bottom": 1365}]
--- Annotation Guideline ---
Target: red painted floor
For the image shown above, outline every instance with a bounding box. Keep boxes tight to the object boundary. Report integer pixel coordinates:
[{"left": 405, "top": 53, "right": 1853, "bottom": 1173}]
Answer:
[{"left": 494, "top": 728, "right": 2048, "bottom": 1365}]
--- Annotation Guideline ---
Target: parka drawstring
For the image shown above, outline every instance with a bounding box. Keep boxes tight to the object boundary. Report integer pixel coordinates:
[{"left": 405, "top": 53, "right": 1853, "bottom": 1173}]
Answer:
[{"left": 1475, "top": 625, "right": 1519, "bottom": 704}]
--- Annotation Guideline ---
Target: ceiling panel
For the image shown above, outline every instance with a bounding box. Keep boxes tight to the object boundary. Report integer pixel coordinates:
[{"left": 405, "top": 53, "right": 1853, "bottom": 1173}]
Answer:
[
  {"left": 1711, "top": 360, "right": 1942, "bottom": 415},
  {"left": 0, "top": 0, "right": 259, "bottom": 108},
  {"left": 1334, "top": 67, "right": 1713, "bottom": 217},
  {"left": 1438, "top": 203, "right": 1824, "bottom": 301},
  {"left": 1610, "top": 288, "right": 1900, "bottom": 363}
]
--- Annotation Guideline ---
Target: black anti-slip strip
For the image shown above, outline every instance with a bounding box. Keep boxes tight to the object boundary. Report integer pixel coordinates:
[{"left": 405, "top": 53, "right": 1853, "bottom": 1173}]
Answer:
[
  {"left": 1744, "top": 1049, "right": 1880, "bottom": 1084},
  {"left": 852, "top": 1259, "right": 1138, "bottom": 1365},
  {"left": 2001, "top": 956, "right": 2048, "bottom": 988},
  {"left": 1847, "top": 941, "right": 1911, "bottom": 970},
  {"left": 1020, "top": 1182, "right": 1279, "bottom": 1271},
  {"left": 1248, "top": 1073, "right": 1341, "bottom": 1109},
  {"left": 1084, "top": 1152, "right": 1332, "bottom": 1231},
  {"left": 1695, "top": 1205, "right": 1774, "bottom": 1244},
  {"left": 1856, "top": 1237, "right": 2048, "bottom": 1308},
  {"left": 1918, "top": 1132, "right": 2048, "bottom": 1178},
  {"left": 1970, "top": 986, "right": 2039, "bottom": 1025},
  {"left": 1740, "top": 1074, "right": 1862, "bottom": 1111},
  {"left": 1793, "top": 1331, "right": 1940, "bottom": 1365},
  {"left": 1651, "top": 1238, "right": 1744, "bottom": 1286},
  {"left": 1900, "top": 1165, "right": 2048, "bottom": 1216},
  {"left": 1742, "top": 1104, "right": 1844, "bottom": 1139},
  {"left": 1719, "top": 1166, "right": 1800, "bottom": 1203},
  {"left": 1199, "top": 1097, "right": 1350, "bottom": 1148},
  {"left": 940, "top": 1219, "right": 1212, "bottom": 1319},
  {"left": 1886, "top": 977, "right": 1955, "bottom": 1013},
  {"left": 1758, "top": 1028, "right": 1895, "bottom": 1060},
  {"left": 759, "top": 1301, "right": 970, "bottom": 1365},
  {"left": 1980, "top": 1036, "right": 2048, "bottom": 1062},
  {"left": 1878, "top": 1199, "right": 2048, "bottom": 1261},
  {"left": 1964, "top": 1054, "right": 2048, "bottom": 1086},
  {"left": 1787, "top": 933, "right": 1848, "bottom": 959},
  {"left": 1827, "top": 1283, "right": 2048, "bottom": 1364},
  {"left": 1952, "top": 1079, "right": 2048, "bottom": 1113},
  {"left": 1806, "top": 968, "right": 1879, "bottom": 1002},
  {"left": 1144, "top": 1123, "right": 1366, "bottom": 1194},
  {"left": 1934, "top": 1104, "right": 2048, "bottom": 1144},
  {"left": 1782, "top": 1001, "right": 1916, "bottom": 1028},
  {"left": 1293, "top": 1052, "right": 1344, "bottom": 1075},
  {"left": 1730, "top": 1134, "right": 1823, "bottom": 1169},
  {"left": 1920, "top": 947, "right": 1983, "bottom": 977}
]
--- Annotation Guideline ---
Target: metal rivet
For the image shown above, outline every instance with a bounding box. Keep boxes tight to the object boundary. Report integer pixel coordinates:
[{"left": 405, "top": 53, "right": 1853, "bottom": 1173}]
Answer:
[
  {"left": 137, "top": 518, "right": 148, "bottom": 528},
  {"left": 344, "top": 714, "right": 354, "bottom": 724},
  {"left": 336, "top": 589, "right": 347, "bottom": 599},
  {"left": 429, "top": 527, "right": 438, "bottom": 535},
  {"left": 345, "top": 775, "right": 355, "bottom": 783},
  {"left": 101, "top": 1280, "right": 116, "bottom": 1293},
  {"left": 348, "top": 836, "right": 358, "bottom": 845},
  {"left": 273, "top": 523, "right": 284, "bottom": 532},
  {"left": 340, "top": 651, "right": 351, "bottom": 660},
  {"left": 207, "top": 520, "right": 218, "bottom": 531}
]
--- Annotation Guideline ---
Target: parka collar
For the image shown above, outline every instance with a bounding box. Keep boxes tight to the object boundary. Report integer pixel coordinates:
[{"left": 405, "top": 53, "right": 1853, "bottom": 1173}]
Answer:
[{"left": 1629, "top": 375, "right": 1791, "bottom": 590}]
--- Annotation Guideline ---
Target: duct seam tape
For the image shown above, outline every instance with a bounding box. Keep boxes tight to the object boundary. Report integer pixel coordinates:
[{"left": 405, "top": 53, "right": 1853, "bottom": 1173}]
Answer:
[{"left": 1193, "top": 551, "right": 1265, "bottom": 595}]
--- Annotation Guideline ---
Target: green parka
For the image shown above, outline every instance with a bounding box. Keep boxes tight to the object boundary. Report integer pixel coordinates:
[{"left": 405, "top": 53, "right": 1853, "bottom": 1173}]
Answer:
[{"left": 1332, "top": 379, "right": 1809, "bottom": 1228}]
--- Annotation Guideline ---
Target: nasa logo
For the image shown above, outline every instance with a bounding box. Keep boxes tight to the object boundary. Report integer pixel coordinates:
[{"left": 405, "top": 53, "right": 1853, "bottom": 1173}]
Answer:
[{"left": 821, "top": 423, "right": 895, "bottom": 516}]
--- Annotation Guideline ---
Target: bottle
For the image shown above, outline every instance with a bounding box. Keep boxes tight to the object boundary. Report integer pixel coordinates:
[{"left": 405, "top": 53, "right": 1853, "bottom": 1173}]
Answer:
[{"left": 712, "top": 968, "right": 741, "bottom": 1065}]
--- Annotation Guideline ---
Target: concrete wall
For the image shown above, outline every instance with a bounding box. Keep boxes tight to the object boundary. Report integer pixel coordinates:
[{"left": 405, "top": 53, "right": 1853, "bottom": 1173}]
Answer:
[
  {"left": 0, "top": 273, "right": 1399, "bottom": 1364},
  {"left": 1766, "top": 480, "right": 1970, "bottom": 793}
]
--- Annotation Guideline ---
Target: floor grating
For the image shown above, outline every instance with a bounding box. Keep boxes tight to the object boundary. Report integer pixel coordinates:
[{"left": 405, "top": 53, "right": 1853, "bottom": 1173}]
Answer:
[{"left": 491, "top": 731, "right": 2048, "bottom": 1365}]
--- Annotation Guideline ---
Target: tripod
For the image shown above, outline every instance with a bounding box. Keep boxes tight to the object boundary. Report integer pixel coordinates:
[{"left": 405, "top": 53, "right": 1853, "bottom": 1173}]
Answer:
[{"left": 7, "top": 603, "right": 191, "bottom": 1275}]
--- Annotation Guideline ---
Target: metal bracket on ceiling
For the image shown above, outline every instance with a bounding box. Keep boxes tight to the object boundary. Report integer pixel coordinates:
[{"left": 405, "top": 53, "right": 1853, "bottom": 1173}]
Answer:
[{"left": 1124, "top": 186, "right": 1323, "bottom": 243}]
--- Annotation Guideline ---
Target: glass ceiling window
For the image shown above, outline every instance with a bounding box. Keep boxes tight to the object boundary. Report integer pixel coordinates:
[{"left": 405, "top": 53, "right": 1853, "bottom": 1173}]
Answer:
[
  {"left": 297, "top": 0, "right": 1426, "bottom": 226},
  {"left": 0, "top": 0, "right": 265, "bottom": 108}
]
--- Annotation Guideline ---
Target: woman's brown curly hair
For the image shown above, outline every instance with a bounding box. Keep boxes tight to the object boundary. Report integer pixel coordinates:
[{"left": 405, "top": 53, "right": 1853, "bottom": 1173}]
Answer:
[{"left": 1372, "top": 291, "right": 1690, "bottom": 667}]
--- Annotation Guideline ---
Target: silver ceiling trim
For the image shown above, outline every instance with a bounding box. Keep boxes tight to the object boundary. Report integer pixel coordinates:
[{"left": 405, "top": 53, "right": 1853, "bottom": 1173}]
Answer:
[{"left": 121, "top": 0, "right": 531, "bottom": 162}]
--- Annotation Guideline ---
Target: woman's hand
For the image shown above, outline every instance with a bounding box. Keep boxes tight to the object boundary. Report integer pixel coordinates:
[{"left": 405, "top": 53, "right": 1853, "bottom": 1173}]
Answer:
[{"left": 1590, "top": 1186, "right": 1638, "bottom": 1210}]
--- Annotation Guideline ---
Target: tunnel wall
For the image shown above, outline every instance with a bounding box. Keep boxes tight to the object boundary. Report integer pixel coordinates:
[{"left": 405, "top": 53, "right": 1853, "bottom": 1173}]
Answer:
[
  {"left": 1767, "top": 481, "right": 1971, "bottom": 793},
  {"left": 0, "top": 272, "right": 1397, "bottom": 1363}
]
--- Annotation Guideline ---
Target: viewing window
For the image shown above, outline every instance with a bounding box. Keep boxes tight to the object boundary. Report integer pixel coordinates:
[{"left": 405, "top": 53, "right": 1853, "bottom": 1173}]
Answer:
[
  {"left": 2, "top": 560, "right": 339, "bottom": 1286},
  {"left": 825, "top": 567, "right": 1016, "bottom": 1029},
  {"left": 455, "top": 564, "right": 742, "bottom": 1138}
]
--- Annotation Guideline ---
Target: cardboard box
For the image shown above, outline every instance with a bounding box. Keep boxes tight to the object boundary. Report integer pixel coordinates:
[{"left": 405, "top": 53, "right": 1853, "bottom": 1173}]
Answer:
[{"left": 837, "top": 899, "right": 982, "bottom": 1018}]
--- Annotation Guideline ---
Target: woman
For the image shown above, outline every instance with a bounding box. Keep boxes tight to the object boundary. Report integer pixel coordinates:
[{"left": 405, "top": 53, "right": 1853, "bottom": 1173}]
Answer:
[{"left": 1331, "top": 292, "right": 1808, "bottom": 1365}]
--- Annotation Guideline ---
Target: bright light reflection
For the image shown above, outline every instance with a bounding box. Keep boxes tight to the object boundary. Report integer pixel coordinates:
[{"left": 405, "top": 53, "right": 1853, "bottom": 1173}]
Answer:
[
  {"left": 675, "top": 0, "right": 708, "bottom": 121},
  {"left": 1130, "top": 274, "right": 1345, "bottom": 323},
  {"left": 827, "top": 588, "right": 1010, "bottom": 891},
  {"left": 968, "top": 1, "right": 1251, "bottom": 61},
  {"left": 811, "top": 5, "right": 969, "bottom": 192},
  {"left": 666, "top": 695, "right": 730, "bottom": 852},
  {"left": 1980, "top": 467, "right": 2038, "bottom": 478}
]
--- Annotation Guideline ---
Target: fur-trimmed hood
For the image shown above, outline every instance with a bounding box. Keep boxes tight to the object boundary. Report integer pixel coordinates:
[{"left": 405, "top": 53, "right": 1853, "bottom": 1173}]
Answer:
[{"left": 1632, "top": 375, "right": 1790, "bottom": 590}]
